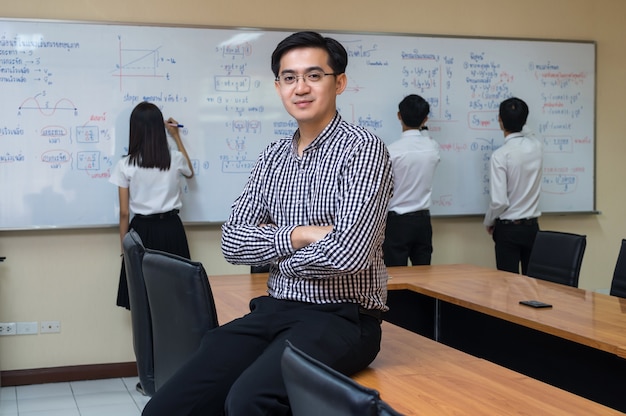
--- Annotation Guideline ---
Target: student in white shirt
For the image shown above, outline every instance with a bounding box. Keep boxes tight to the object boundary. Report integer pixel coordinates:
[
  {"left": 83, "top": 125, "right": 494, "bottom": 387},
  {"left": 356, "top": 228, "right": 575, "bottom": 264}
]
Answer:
[
  {"left": 109, "top": 101, "right": 194, "bottom": 309},
  {"left": 383, "top": 94, "right": 440, "bottom": 266},
  {"left": 484, "top": 97, "right": 542, "bottom": 274}
]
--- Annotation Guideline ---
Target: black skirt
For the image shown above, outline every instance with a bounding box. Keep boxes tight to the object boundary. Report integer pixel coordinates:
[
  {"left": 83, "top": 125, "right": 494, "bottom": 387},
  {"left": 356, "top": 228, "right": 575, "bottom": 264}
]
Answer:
[{"left": 117, "top": 212, "right": 191, "bottom": 309}]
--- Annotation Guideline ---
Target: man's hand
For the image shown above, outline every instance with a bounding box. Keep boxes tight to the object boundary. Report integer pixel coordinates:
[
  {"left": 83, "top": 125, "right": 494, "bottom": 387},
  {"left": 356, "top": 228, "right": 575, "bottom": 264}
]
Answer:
[
  {"left": 290, "top": 225, "right": 333, "bottom": 250},
  {"left": 486, "top": 225, "right": 495, "bottom": 235}
]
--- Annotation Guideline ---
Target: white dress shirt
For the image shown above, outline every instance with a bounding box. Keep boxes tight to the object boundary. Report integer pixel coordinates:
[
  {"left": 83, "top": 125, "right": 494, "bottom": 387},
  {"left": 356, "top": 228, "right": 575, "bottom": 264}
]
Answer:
[
  {"left": 386, "top": 129, "right": 440, "bottom": 214},
  {"left": 483, "top": 131, "right": 543, "bottom": 226},
  {"left": 109, "top": 150, "right": 191, "bottom": 215}
]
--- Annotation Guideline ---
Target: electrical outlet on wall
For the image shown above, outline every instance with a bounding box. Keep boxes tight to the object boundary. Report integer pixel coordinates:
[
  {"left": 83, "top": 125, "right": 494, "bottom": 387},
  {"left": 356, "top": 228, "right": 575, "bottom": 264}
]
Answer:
[{"left": 0, "top": 322, "right": 17, "bottom": 336}]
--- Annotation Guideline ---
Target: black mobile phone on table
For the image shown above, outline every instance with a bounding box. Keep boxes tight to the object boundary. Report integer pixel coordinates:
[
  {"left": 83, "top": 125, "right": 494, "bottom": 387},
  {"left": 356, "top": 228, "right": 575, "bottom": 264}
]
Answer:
[{"left": 519, "top": 300, "right": 553, "bottom": 308}]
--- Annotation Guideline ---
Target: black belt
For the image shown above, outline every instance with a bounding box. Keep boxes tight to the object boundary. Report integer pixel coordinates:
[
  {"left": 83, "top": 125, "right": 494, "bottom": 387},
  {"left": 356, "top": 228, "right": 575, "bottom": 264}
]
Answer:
[
  {"left": 496, "top": 217, "right": 538, "bottom": 225},
  {"left": 359, "top": 307, "right": 382, "bottom": 322},
  {"left": 389, "top": 209, "right": 430, "bottom": 217},
  {"left": 135, "top": 209, "right": 180, "bottom": 220}
]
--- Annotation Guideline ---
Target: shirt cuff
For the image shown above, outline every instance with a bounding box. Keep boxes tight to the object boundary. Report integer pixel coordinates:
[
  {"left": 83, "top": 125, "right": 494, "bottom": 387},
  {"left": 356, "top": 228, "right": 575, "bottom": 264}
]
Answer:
[{"left": 274, "top": 225, "right": 297, "bottom": 258}]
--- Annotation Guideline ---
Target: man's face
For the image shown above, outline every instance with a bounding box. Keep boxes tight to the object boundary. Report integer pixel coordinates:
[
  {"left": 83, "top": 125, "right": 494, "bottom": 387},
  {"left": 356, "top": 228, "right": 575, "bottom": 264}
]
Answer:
[{"left": 274, "top": 47, "right": 346, "bottom": 130}]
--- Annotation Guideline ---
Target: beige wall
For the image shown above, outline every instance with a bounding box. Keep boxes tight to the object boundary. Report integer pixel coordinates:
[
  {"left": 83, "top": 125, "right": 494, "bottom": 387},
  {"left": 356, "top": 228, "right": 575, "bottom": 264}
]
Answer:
[{"left": 1, "top": 0, "right": 625, "bottom": 372}]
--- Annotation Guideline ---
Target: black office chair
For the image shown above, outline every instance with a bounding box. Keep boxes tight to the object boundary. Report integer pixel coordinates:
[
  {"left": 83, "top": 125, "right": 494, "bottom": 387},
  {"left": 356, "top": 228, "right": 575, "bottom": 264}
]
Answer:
[
  {"left": 251, "top": 264, "right": 270, "bottom": 273},
  {"left": 610, "top": 239, "right": 626, "bottom": 298},
  {"left": 526, "top": 230, "right": 587, "bottom": 287},
  {"left": 122, "top": 230, "right": 155, "bottom": 396},
  {"left": 142, "top": 248, "right": 219, "bottom": 391},
  {"left": 281, "top": 341, "right": 404, "bottom": 416}
]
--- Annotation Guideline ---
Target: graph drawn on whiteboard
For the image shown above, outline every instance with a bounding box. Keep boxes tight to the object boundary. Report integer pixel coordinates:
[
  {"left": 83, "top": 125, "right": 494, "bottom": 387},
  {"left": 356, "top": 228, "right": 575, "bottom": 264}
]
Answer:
[
  {"left": 17, "top": 91, "right": 78, "bottom": 116},
  {"left": 112, "top": 36, "right": 177, "bottom": 89}
]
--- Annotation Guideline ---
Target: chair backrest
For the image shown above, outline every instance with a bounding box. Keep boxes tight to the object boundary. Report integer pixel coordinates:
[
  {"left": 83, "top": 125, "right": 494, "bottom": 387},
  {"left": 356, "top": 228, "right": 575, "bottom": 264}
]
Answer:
[
  {"left": 250, "top": 264, "right": 270, "bottom": 273},
  {"left": 122, "top": 230, "right": 155, "bottom": 396},
  {"left": 526, "top": 230, "right": 587, "bottom": 287},
  {"left": 610, "top": 239, "right": 626, "bottom": 298},
  {"left": 142, "top": 248, "right": 219, "bottom": 391},
  {"left": 281, "top": 341, "right": 404, "bottom": 416}
]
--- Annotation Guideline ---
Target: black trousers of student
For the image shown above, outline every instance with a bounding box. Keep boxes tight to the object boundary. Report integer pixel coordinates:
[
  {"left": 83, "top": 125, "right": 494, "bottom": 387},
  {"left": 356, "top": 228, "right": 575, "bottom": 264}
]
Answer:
[
  {"left": 383, "top": 210, "right": 433, "bottom": 266},
  {"left": 492, "top": 219, "right": 540, "bottom": 275},
  {"left": 141, "top": 296, "right": 382, "bottom": 416}
]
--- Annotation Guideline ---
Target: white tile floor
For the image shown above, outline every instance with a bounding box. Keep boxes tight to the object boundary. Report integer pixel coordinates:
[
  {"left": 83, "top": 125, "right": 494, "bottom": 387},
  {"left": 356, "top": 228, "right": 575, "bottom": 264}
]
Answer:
[{"left": 0, "top": 377, "right": 149, "bottom": 416}]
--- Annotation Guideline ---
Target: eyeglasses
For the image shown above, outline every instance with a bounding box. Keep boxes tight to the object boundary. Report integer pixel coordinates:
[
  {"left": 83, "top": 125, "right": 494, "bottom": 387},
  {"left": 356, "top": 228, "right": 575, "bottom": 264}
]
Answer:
[{"left": 275, "top": 70, "right": 337, "bottom": 86}]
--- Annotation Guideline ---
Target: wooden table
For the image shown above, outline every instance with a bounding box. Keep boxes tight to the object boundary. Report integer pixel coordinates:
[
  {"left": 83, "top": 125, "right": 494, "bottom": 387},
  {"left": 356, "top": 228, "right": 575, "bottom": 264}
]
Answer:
[
  {"left": 384, "top": 264, "right": 626, "bottom": 412},
  {"left": 208, "top": 272, "right": 622, "bottom": 415},
  {"left": 386, "top": 264, "right": 626, "bottom": 357}
]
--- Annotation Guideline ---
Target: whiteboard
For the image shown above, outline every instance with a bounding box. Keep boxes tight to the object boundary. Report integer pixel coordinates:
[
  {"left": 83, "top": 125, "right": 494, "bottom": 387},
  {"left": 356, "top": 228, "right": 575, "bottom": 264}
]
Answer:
[{"left": 0, "top": 19, "right": 596, "bottom": 230}]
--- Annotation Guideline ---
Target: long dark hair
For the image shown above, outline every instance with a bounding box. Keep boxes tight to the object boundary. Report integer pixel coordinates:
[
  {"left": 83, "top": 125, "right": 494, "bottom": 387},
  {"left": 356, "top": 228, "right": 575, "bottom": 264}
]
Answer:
[{"left": 127, "top": 102, "right": 171, "bottom": 170}]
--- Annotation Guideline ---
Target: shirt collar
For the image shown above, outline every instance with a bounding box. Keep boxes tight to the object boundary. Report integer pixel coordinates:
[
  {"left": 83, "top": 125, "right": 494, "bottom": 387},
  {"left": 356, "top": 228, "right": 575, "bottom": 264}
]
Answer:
[
  {"left": 293, "top": 112, "right": 342, "bottom": 152},
  {"left": 401, "top": 129, "right": 424, "bottom": 139},
  {"left": 504, "top": 131, "right": 525, "bottom": 142}
]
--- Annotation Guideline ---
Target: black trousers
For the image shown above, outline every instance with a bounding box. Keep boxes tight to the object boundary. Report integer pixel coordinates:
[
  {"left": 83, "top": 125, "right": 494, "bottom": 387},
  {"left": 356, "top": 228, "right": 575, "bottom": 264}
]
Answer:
[
  {"left": 141, "top": 296, "right": 382, "bottom": 416},
  {"left": 492, "top": 221, "right": 539, "bottom": 275},
  {"left": 383, "top": 211, "right": 433, "bottom": 266}
]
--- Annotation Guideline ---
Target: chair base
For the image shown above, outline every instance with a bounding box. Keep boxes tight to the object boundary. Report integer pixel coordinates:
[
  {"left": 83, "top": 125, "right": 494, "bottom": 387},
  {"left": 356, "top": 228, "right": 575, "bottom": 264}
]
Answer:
[{"left": 136, "top": 382, "right": 148, "bottom": 396}]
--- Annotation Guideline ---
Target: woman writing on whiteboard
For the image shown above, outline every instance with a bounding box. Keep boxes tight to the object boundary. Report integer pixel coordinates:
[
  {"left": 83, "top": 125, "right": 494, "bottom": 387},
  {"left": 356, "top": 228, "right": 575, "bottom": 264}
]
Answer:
[{"left": 110, "top": 101, "right": 194, "bottom": 309}]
